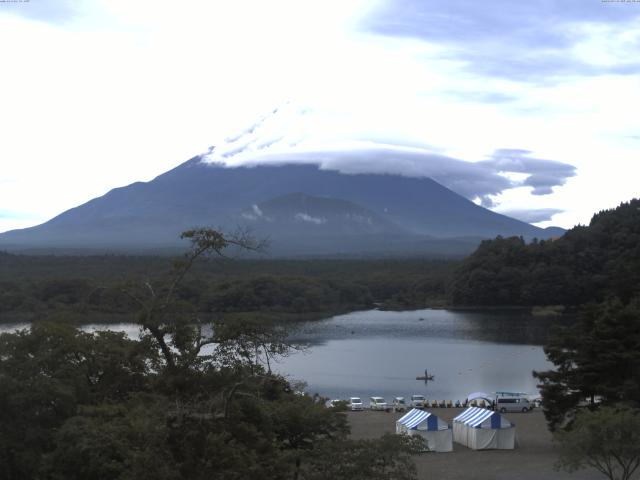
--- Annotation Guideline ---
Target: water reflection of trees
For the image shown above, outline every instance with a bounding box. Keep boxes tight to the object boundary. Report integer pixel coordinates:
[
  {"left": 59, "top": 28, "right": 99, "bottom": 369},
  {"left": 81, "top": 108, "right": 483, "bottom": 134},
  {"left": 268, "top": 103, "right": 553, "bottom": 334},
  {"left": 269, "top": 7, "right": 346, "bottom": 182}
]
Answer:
[{"left": 286, "top": 309, "right": 578, "bottom": 346}]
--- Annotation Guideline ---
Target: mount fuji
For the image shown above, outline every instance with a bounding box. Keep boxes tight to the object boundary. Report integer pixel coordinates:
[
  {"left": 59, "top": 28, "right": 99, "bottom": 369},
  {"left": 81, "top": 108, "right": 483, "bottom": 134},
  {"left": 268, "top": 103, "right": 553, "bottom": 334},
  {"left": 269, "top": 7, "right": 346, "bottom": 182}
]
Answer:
[
  {"left": 0, "top": 156, "right": 563, "bottom": 256},
  {"left": 0, "top": 104, "right": 567, "bottom": 256}
]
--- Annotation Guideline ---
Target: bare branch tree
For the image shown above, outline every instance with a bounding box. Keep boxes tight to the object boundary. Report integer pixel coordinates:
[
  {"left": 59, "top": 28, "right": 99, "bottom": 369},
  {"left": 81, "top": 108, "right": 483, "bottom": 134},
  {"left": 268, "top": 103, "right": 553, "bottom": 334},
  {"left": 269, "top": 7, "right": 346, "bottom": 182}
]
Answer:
[{"left": 121, "top": 227, "right": 266, "bottom": 371}]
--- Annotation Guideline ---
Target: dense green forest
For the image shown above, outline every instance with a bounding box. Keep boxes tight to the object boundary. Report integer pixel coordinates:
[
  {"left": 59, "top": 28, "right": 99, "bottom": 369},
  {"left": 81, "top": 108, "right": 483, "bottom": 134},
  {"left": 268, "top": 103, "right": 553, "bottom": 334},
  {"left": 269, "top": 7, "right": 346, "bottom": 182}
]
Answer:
[
  {"left": 0, "top": 253, "right": 455, "bottom": 322},
  {"left": 450, "top": 199, "right": 640, "bottom": 306}
]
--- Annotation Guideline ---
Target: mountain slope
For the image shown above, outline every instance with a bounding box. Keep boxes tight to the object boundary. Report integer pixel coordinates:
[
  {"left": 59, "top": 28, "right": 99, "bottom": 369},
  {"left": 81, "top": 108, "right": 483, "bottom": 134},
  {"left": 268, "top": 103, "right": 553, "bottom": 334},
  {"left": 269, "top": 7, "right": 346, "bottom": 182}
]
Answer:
[
  {"left": 0, "top": 157, "right": 562, "bottom": 255},
  {"left": 240, "top": 192, "right": 404, "bottom": 237}
]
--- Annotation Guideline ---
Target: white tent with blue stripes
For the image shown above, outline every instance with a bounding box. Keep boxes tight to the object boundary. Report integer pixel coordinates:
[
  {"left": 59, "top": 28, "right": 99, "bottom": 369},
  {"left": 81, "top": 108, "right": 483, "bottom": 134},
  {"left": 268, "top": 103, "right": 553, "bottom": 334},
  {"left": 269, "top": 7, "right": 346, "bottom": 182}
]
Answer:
[
  {"left": 453, "top": 407, "right": 517, "bottom": 450},
  {"left": 396, "top": 408, "right": 453, "bottom": 452}
]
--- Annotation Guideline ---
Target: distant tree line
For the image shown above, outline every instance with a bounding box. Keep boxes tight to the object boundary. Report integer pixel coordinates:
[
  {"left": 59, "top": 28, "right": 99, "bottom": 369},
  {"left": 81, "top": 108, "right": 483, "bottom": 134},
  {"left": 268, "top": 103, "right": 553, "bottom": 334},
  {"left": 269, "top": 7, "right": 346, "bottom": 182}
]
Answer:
[{"left": 0, "top": 255, "right": 454, "bottom": 321}]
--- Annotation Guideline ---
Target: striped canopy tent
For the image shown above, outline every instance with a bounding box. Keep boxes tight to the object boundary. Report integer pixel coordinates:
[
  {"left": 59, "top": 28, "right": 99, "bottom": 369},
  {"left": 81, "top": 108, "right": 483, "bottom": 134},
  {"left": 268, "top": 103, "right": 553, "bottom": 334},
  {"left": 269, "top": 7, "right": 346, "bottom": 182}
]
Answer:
[
  {"left": 396, "top": 409, "right": 453, "bottom": 452},
  {"left": 466, "top": 391, "right": 494, "bottom": 408},
  {"left": 453, "top": 407, "right": 517, "bottom": 450}
]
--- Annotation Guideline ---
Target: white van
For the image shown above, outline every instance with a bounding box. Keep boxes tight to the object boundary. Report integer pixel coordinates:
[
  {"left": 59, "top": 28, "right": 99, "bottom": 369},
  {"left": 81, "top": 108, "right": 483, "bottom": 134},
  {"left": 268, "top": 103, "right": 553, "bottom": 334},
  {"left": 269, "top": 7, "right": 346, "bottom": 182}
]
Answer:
[
  {"left": 348, "top": 397, "right": 364, "bottom": 411},
  {"left": 495, "top": 396, "right": 532, "bottom": 413}
]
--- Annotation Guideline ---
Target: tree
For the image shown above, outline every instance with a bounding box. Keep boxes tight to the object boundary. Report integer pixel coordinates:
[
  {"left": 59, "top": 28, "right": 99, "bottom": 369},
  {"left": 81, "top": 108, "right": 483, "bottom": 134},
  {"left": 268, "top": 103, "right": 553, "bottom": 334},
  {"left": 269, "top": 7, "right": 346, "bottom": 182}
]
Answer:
[
  {"left": 534, "top": 297, "right": 640, "bottom": 431},
  {"left": 268, "top": 393, "right": 349, "bottom": 480},
  {"left": 121, "top": 228, "right": 266, "bottom": 374},
  {"left": 46, "top": 398, "right": 179, "bottom": 480},
  {"left": 212, "top": 314, "right": 301, "bottom": 375},
  {"left": 0, "top": 322, "right": 149, "bottom": 480},
  {"left": 449, "top": 199, "right": 640, "bottom": 307},
  {"left": 555, "top": 406, "right": 640, "bottom": 480},
  {"left": 301, "top": 434, "right": 422, "bottom": 480}
]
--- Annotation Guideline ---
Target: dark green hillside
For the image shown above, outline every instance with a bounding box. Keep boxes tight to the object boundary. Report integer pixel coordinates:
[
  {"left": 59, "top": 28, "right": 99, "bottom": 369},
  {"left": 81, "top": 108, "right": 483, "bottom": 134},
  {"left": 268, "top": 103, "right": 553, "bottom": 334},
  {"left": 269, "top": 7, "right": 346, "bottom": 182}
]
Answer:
[{"left": 450, "top": 199, "right": 640, "bottom": 306}]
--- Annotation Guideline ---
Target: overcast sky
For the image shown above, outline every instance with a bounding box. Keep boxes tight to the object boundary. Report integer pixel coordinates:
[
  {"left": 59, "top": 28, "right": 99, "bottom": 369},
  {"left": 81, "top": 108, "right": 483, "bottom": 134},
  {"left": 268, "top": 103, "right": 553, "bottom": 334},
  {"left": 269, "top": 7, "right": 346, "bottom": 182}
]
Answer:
[{"left": 1, "top": 0, "right": 639, "bottom": 233}]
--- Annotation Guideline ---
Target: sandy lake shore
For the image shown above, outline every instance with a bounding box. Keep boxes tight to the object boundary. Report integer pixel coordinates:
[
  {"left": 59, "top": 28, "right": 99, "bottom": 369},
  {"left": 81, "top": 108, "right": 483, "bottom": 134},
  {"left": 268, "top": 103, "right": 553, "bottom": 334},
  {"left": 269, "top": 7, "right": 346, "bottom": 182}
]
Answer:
[{"left": 347, "top": 409, "right": 605, "bottom": 480}]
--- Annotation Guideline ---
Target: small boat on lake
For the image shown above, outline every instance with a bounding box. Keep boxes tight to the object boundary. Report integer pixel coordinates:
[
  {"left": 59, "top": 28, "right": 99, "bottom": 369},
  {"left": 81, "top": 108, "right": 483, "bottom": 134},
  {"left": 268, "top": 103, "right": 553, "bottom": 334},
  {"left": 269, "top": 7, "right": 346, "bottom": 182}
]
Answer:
[{"left": 416, "top": 369, "right": 435, "bottom": 381}]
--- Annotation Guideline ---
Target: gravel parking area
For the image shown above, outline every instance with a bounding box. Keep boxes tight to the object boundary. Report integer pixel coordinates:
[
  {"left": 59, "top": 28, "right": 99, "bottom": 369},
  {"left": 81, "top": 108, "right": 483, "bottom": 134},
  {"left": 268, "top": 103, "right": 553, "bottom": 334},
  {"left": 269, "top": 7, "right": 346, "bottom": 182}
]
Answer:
[{"left": 347, "top": 409, "right": 604, "bottom": 480}]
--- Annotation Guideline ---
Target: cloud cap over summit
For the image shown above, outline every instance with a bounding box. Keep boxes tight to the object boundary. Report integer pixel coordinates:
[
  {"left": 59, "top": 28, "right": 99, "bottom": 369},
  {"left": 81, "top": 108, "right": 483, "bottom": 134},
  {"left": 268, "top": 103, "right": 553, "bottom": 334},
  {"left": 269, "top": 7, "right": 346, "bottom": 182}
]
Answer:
[{"left": 202, "top": 104, "right": 576, "bottom": 209}]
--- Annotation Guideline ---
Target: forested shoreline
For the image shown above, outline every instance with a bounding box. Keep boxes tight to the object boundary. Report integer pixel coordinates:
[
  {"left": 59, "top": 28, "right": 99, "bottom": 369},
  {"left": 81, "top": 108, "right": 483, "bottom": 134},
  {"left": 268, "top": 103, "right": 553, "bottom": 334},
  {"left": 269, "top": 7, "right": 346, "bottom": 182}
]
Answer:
[{"left": 0, "top": 254, "right": 455, "bottom": 322}]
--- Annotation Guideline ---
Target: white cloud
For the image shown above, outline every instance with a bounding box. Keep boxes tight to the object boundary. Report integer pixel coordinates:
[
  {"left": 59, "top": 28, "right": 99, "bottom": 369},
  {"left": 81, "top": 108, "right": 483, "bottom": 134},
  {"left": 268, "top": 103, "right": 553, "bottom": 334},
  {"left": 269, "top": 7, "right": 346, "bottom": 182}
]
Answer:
[
  {"left": 201, "top": 105, "right": 575, "bottom": 204},
  {"left": 241, "top": 204, "right": 269, "bottom": 221},
  {"left": 496, "top": 208, "right": 564, "bottom": 224},
  {"left": 294, "top": 213, "right": 327, "bottom": 225}
]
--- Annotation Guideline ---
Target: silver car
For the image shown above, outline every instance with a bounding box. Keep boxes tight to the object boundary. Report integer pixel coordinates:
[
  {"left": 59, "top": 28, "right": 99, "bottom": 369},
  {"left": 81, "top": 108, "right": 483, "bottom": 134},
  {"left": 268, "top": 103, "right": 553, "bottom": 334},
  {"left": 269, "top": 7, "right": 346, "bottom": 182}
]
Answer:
[
  {"left": 370, "top": 396, "right": 390, "bottom": 412},
  {"left": 392, "top": 396, "right": 407, "bottom": 412},
  {"left": 410, "top": 394, "right": 426, "bottom": 409}
]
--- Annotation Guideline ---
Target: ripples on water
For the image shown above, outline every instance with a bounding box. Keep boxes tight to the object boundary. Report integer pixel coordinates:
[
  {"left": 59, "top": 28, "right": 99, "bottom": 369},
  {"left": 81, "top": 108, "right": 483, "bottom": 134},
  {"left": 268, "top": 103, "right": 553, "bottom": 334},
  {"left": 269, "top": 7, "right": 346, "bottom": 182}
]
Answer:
[{"left": 289, "top": 308, "right": 567, "bottom": 345}]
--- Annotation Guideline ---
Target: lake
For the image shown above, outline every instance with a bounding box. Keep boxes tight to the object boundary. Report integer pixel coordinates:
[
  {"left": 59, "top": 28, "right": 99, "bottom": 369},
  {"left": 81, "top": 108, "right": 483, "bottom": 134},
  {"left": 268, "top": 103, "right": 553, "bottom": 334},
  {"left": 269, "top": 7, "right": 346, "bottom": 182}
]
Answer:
[
  {"left": 276, "top": 308, "right": 562, "bottom": 402},
  {"left": 0, "top": 308, "right": 564, "bottom": 403}
]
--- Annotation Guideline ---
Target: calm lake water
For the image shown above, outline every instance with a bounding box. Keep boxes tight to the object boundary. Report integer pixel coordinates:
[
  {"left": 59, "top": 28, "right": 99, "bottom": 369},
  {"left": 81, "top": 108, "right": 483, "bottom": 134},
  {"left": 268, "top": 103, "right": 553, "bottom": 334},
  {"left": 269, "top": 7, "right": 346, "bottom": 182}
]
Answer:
[
  {"left": 276, "top": 308, "right": 563, "bottom": 402},
  {"left": 0, "top": 308, "right": 564, "bottom": 403}
]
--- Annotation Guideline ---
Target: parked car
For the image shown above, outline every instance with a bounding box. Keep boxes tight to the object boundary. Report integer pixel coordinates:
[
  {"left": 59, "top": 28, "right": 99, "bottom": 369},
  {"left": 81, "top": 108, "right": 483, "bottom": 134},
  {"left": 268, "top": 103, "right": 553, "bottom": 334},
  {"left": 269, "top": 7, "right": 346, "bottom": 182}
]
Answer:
[
  {"left": 392, "top": 397, "right": 407, "bottom": 412},
  {"left": 348, "top": 397, "right": 364, "bottom": 411},
  {"left": 410, "top": 394, "right": 426, "bottom": 409},
  {"left": 577, "top": 395, "right": 603, "bottom": 407},
  {"left": 369, "top": 396, "right": 391, "bottom": 412},
  {"left": 495, "top": 396, "right": 532, "bottom": 413}
]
